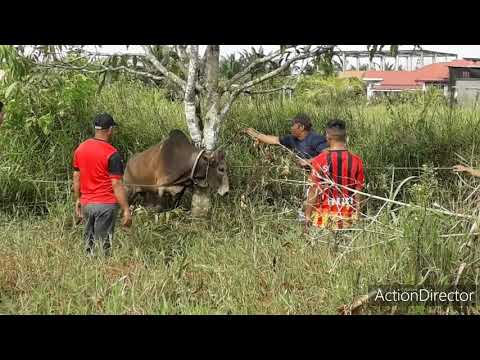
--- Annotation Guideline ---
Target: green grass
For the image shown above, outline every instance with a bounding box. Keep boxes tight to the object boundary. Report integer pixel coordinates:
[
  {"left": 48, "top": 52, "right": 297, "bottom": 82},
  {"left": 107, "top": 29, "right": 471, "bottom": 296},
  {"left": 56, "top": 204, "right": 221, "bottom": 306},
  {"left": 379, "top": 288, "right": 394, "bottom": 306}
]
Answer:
[
  {"left": 1, "top": 195, "right": 478, "bottom": 314},
  {"left": 1, "top": 80, "right": 480, "bottom": 314}
]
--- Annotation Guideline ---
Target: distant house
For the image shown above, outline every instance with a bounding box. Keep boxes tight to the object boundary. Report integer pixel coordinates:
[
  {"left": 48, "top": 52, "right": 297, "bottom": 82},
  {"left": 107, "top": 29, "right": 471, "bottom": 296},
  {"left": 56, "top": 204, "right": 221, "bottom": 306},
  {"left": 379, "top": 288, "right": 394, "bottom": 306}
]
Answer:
[
  {"left": 339, "top": 59, "right": 480, "bottom": 102},
  {"left": 448, "top": 63, "right": 480, "bottom": 105}
]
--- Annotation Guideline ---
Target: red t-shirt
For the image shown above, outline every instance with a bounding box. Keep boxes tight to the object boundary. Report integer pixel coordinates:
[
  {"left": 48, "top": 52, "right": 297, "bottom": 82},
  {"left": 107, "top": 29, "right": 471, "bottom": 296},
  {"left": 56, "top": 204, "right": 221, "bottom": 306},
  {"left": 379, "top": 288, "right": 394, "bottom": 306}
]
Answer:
[
  {"left": 310, "top": 149, "right": 365, "bottom": 216},
  {"left": 73, "top": 138, "right": 124, "bottom": 205}
]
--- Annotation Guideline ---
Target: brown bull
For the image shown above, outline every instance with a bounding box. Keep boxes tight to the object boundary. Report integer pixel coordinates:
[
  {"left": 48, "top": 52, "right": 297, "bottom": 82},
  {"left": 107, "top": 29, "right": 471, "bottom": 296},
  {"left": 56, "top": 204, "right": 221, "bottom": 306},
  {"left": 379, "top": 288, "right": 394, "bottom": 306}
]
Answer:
[{"left": 123, "top": 130, "right": 229, "bottom": 210}]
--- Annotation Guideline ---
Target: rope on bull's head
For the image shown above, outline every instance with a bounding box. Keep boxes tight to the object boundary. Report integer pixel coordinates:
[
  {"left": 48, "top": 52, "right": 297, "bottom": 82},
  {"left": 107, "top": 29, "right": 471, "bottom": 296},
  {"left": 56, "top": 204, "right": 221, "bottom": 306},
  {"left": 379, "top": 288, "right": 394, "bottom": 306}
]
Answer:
[{"left": 190, "top": 149, "right": 206, "bottom": 184}]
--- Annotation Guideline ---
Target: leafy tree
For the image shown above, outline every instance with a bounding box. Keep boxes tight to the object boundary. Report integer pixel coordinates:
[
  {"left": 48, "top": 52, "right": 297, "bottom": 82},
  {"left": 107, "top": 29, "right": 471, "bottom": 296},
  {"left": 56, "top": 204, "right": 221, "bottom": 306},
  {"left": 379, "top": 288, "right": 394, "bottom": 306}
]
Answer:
[{"left": 1, "top": 44, "right": 334, "bottom": 215}]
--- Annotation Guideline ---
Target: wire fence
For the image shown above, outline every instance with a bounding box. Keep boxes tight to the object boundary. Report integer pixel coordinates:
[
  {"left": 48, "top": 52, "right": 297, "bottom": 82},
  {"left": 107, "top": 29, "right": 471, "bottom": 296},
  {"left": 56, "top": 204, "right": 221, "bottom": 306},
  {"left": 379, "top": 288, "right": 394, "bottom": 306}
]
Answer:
[{"left": 0, "top": 143, "right": 476, "bottom": 225}]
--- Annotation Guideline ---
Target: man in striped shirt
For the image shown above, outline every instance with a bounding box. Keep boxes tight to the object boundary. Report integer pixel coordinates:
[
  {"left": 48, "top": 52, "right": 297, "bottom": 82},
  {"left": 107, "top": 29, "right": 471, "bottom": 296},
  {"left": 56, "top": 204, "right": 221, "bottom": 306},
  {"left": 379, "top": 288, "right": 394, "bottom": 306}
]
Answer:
[{"left": 305, "top": 119, "right": 365, "bottom": 230}]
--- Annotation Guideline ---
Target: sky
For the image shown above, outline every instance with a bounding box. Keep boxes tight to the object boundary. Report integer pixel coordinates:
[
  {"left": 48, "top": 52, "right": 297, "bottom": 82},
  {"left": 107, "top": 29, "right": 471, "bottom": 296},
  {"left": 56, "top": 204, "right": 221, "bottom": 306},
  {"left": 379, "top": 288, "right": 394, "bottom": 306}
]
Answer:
[{"left": 91, "top": 45, "right": 480, "bottom": 59}]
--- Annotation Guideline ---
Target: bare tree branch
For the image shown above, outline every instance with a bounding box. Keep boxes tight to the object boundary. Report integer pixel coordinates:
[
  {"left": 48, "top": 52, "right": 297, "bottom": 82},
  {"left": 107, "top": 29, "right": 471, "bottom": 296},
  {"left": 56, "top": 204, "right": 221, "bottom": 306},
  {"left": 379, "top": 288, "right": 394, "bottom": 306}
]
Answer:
[
  {"left": 141, "top": 45, "right": 187, "bottom": 91},
  {"left": 36, "top": 62, "right": 166, "bottom": 83},
  {"left": 69, "top": 49, "right": 147, "bottom": 58},
  {"left": 223, "top": 45, "right": 297, "bottom": 91},
  {"left": 203, "top": 45, "right": 221, "bottom": 150},
  {"left": 26, "top": 46, "right": 147, "bottom": 62},
  {"left": 175, "top": 45, "right": 189, "bottom": 64},
  {"left": 184, "top": 45, "right": 202, "bottom": 146},
  {"left": 198, "top": 46, "right": 210, "bottom": 78},
  {"left": 205, "top": 45, "right": 220, "bottom": 109},
  {"left": 242, "top": 85, "right": 295, "bottom": 95},
  {"left": 36, "top": 63, "right": 104, "bottom": 73},
  {"left": 185, "top": 46, "right": 199, "bottom": 104},
  {"left": 170, "top": 45, "right": 189, "bottom": 78},
  {"left": 220, "top": 45, "right": 335, "bottom": 120}
]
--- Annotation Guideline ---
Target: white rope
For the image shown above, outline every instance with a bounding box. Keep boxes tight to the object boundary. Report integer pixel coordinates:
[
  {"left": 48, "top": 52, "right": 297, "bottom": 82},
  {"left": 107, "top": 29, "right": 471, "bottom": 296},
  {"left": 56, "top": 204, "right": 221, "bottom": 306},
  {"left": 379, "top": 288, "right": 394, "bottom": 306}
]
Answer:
[
  {"left": 271, "top": 177, "right": 474, "bottom": 220},
  {"left": 190, "top": 149, "right": 206, "bottom": 182}
]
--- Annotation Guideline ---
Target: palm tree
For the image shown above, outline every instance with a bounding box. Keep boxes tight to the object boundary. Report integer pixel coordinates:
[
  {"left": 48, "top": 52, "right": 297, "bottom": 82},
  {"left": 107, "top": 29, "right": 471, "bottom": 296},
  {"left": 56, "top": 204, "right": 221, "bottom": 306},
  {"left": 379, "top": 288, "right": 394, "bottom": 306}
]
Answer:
[
  {"left": 219, "top": 53, "right": 243, "bottom": 80},
  {"left": 303, "top": 49, "right": 342, "bottom": 76}
]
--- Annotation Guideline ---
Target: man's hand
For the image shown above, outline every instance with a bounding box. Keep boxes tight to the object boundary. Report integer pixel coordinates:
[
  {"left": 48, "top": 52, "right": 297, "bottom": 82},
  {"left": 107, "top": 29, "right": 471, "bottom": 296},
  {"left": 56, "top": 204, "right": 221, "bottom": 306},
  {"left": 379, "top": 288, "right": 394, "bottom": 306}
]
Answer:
[
  {"left": 122, "top": 208, "right": 132, "bottom": 228},
  {"left": 453, "top": 164, "right": 480, "bottom": 178},
  {"left": 75, "top": 199, "right": 83, "bottom": 224},
  {"left": 243, "top": 128, "right": 280, "bottom": 146},
  {"left": 297, "top": 158, "right": 311, "bottom": 169},
  {"left": 244, "top": 128, "right": 260, "bottom": 140},
  {"left": 73, "top": 171, "right": 82, "bottom": 223},
  {"left": 111, "top": 178, "right": 132, "bottom": 228},
  {"left": 453, "top": 165, "right": 472, "bottom": 174}
]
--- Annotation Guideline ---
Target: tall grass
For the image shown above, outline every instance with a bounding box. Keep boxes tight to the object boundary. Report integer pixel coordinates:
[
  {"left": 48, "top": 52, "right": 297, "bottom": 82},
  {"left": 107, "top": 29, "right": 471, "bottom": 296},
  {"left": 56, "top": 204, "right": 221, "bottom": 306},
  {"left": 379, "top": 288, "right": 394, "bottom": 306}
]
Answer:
[{"left": 1, "top": 80, "right": 480, "bottom": 314}]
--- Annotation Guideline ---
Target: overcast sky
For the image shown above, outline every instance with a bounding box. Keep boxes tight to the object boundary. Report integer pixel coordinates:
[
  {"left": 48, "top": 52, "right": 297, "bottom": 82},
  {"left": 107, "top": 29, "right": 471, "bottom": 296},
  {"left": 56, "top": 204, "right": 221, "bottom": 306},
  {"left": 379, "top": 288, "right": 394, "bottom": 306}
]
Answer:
[{"left": 93, "top": 45, "right": 480, "bottom": 59}]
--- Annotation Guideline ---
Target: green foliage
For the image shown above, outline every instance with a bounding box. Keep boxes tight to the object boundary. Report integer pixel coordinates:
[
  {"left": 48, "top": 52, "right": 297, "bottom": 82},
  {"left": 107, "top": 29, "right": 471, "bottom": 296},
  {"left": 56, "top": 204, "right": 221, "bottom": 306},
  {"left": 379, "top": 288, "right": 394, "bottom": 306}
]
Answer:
[
  {"left": 0, "top": 71, "right": 97, "bottom": 206},
  {"left": 2, "top": 72, "right": 96, "bottom": 135},
  {"left": 219, "top": 46, "right": 287, "bottom": 86},
  {"left": 303, "top": 48, "right": 343, "bottom": 76},
  {"left": 220, "top": 54, "right": 244, "bottom": 80},
  {"left": 0, "top": 45, "right": 33, "bottom": 80},
  {"left": 295, "top": 74, "right": 366, "bottom": 105},
  {"left": 1, "top": 72, "right": 480, "bottom": 314},
  {"left": 372, "top": 86, "right": 447, "bottom": 107}
]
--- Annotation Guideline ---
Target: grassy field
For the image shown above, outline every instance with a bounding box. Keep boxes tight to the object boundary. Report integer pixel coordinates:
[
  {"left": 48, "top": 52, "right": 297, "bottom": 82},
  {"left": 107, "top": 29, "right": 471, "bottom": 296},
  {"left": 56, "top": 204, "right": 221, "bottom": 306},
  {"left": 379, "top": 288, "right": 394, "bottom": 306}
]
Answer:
[{"left": 1, "top": 81, "right": 480, "bottom": 314}]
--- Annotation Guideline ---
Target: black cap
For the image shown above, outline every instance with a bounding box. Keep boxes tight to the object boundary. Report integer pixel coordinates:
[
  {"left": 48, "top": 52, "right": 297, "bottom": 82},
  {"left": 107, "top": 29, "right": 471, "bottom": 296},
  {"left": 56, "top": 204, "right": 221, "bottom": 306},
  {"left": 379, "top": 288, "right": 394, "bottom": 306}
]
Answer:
[
  {"left": 289, "top": 114, "right": 312, "bottom": 130},
  {"left": 94, "top": 113, "right": 117, "bottom": 130}
]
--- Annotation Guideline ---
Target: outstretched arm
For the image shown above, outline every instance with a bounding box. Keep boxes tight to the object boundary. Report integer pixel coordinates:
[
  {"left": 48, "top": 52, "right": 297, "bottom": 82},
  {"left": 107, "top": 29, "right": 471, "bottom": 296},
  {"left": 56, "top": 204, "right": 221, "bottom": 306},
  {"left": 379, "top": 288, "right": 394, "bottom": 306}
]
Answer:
[
  {"left": 453, "top": 165, "right": 480, "bottom": 178},
  {"left": 244, "top": 128, "right": 280, "bottom": 145}
]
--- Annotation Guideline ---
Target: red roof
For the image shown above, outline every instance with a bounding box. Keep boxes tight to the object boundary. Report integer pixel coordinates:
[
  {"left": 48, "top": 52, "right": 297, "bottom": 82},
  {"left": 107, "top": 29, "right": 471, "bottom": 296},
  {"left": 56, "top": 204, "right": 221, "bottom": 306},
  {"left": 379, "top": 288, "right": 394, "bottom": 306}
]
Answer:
[
  {"left": 414, "top": 63, "right": 450, "bottom": 81},
  {"left": 415, "top": 60, "right": 478, "bottom": 81},
  {"left": 363, "top": 70, "right": 420, "bottom": 87},
  {"left": 359, "top": 59, "right": 480, "bottom": 89}
]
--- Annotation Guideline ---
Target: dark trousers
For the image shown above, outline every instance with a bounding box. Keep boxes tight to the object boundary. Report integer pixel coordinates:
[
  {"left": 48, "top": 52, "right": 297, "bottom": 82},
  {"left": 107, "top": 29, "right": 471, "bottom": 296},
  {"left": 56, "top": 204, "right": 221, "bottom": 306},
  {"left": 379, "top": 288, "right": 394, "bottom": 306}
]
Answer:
[{"left": 83, "top": 203, "right": 119, "bottom": 256}]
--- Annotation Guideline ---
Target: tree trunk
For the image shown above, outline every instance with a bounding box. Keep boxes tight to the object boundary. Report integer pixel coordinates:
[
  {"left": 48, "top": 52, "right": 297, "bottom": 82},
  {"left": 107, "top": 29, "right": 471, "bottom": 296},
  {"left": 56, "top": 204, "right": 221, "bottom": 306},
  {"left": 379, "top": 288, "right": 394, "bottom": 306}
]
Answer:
[
  {"left": 203, "top": 45, "right": 220, "bottom": 151},
  {"left": 191, "top": 45, "right": 220, "bottom": 216},
  {"left": 203, "top": 110, "right": 220, "bottom": 151},
  {"left": 184, "top": 45, "right": 202, "bottom": 147}
]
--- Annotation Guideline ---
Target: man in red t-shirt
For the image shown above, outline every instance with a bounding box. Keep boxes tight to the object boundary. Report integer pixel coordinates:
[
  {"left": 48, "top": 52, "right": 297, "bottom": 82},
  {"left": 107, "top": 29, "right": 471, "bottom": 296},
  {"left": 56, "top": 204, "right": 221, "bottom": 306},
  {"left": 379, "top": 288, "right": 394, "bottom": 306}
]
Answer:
[
  {"left": 73, "top": 113, "right": 132, "bottom": 256},
  {"left": 305, "top": 119, "right": 365, "bottom": 230}
]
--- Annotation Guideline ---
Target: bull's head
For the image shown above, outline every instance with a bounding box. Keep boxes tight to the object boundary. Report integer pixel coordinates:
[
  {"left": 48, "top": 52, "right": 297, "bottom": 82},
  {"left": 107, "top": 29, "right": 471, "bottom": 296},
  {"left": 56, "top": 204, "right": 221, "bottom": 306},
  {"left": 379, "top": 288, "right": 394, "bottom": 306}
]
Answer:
[{"left": 192, "top": 150, "right": 229, "bottom": 196}]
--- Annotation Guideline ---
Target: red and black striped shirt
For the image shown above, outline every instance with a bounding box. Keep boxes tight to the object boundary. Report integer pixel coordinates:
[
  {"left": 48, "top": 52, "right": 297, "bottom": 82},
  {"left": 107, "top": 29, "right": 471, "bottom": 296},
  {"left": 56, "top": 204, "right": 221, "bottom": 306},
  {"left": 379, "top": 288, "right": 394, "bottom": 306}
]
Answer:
[{"left": 310, "top": 150, "right": 365, "bottom": 211}]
